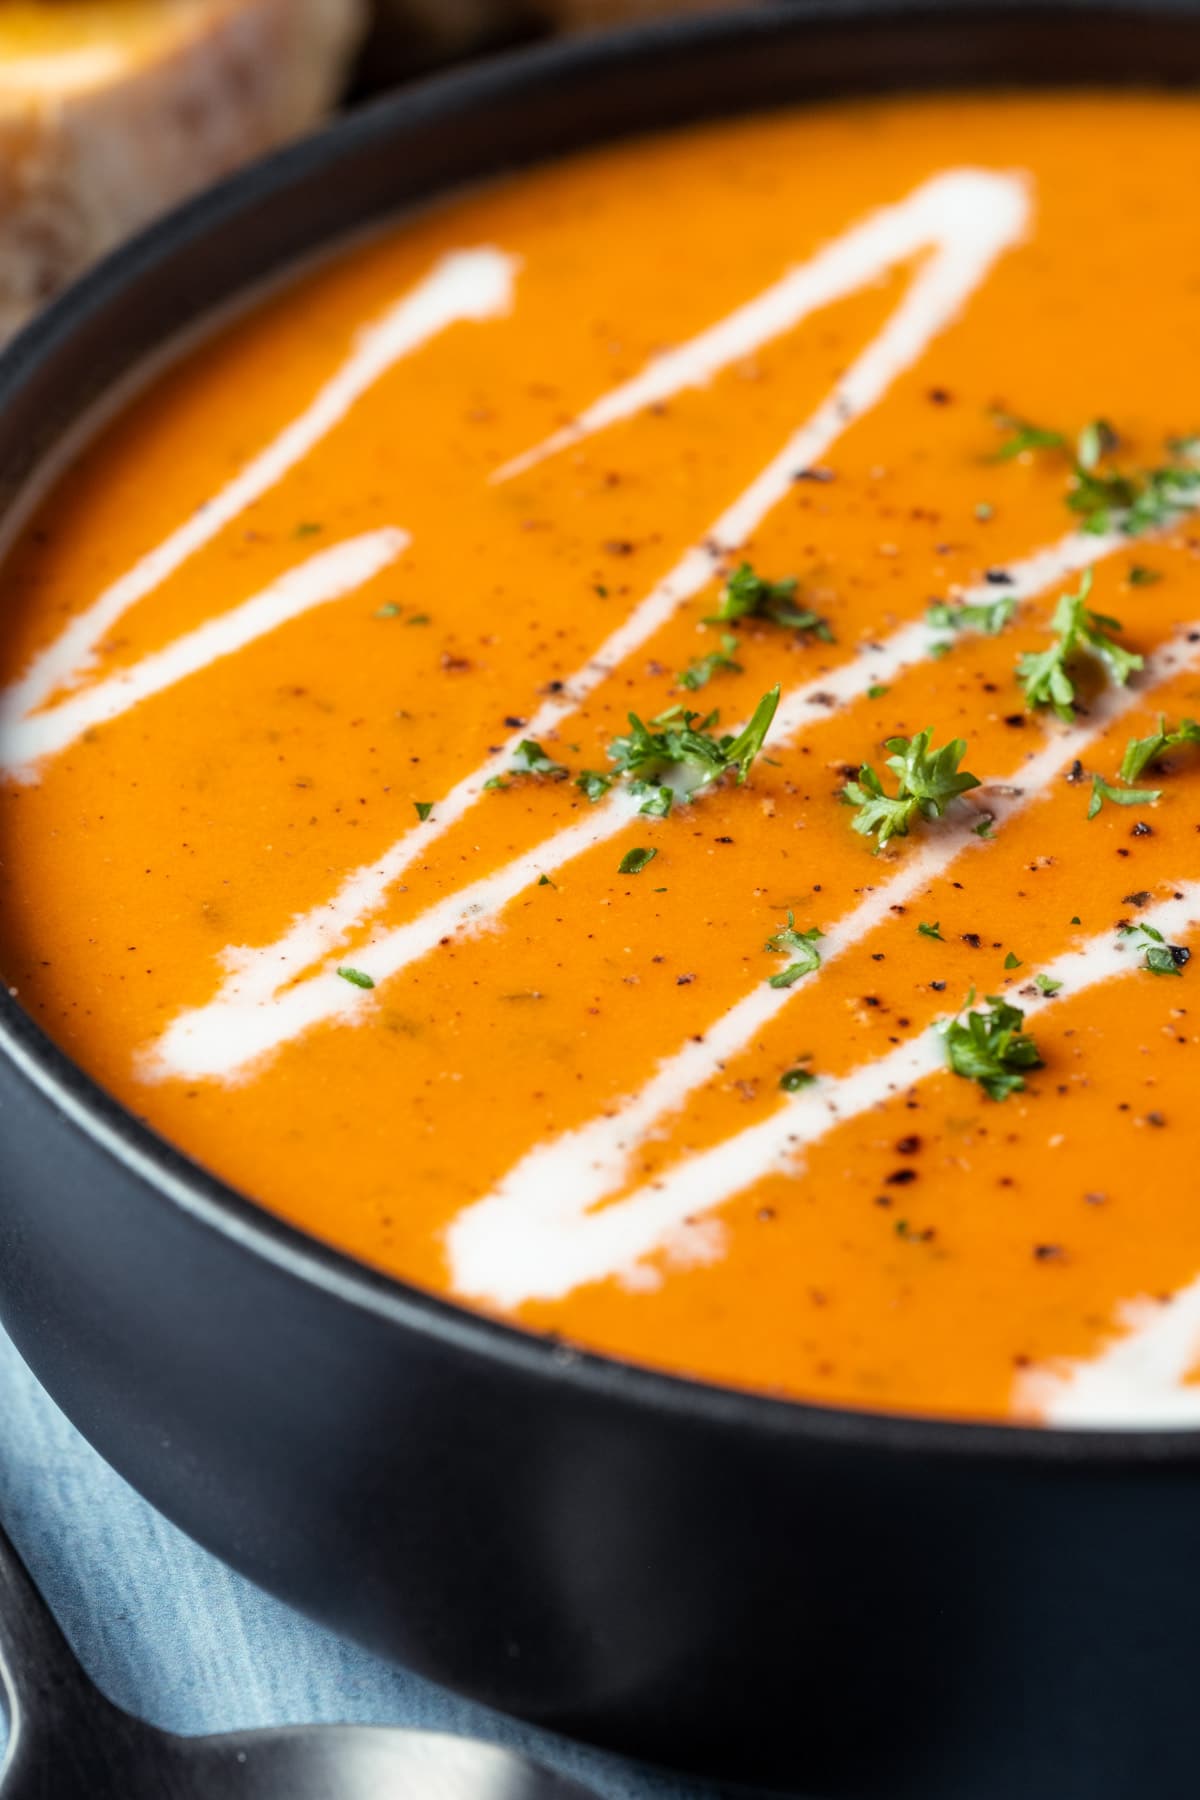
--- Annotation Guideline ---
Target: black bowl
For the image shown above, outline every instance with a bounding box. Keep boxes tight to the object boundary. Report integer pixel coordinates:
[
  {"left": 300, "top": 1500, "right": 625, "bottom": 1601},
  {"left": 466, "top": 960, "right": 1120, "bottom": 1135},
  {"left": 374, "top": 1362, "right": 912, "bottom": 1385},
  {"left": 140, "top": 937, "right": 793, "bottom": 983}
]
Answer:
[{"left": 3, "top": 6, "right": 1200, "bottom": 1796}]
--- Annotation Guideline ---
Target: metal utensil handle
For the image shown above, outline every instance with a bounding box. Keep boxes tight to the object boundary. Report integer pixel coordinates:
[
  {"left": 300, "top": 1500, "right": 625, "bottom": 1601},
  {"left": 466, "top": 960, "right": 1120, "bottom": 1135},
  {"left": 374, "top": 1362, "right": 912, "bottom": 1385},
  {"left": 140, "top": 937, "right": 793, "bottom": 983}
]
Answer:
[{"left": 0, "top": 1521, "right": 107, "bottom": 1793}]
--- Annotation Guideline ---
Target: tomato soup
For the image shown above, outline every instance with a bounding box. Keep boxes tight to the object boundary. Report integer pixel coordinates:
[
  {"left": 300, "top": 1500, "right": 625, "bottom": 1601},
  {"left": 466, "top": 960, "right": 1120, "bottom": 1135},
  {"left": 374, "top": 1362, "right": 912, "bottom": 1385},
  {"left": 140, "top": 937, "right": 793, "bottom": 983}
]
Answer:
[{"left": 4, "top": 92, "right": 1200, "bottom": 1424}]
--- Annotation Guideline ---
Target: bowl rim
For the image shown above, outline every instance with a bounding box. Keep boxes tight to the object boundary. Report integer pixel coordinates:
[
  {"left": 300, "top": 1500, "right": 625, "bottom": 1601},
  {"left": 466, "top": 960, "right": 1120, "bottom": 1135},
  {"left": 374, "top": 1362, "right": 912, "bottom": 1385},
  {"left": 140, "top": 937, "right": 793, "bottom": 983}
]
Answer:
[{"left": 3, "top": 0, "right": 1200, "bottom": 1467}]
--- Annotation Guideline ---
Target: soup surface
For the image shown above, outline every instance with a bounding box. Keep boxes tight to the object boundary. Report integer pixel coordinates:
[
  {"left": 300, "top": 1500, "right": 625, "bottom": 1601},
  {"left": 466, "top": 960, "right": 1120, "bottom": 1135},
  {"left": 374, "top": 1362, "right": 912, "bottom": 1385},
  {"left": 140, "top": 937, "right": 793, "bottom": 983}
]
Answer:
[{"left": 4, "top": 91, "right": 1200, "bottom": 1425}]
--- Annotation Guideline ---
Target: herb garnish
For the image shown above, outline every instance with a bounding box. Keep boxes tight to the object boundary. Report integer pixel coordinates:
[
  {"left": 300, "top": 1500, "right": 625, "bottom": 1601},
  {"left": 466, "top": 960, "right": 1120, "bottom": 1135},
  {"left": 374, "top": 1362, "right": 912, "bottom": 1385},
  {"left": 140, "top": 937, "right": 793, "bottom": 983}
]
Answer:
[
  {"left": 337, "top": 967, "right": 375, "bottom": 990},
  {"left": 679, "top": 633, "right": 743, "bottom": 691},
  {"left": 709, "top": 561, "right": 832, "bottom": 639},
  {"left": 1016, "top": 568, "right": 1141, "bottom": 721},
  {"left": 607, "top": 687, "right": 781, "bottom": 794},
  {"left": 992, "top": 413, "right": 1200, "bottom": 537},
  {"left": 992, "top": 415, "right": 1068, "bottom": 460},
  {"left": 414, "top": 801, "right": 434, "bottom": 821},
  {"left": 926, "top": 595, "right": 1017, "bottom": 637},
  {"left": 1004, "top": 952, "right": 1022, "bottom": 970},
  {"left": 511, "top": 739, "right": 569, "bottom": 780},
  {"left": 917, "top": 920, "right": 944, "bottom": 941},
  {"left": 764, "top": 914, "right": 823, "bottom": 988},
  {"left": 1087, "top": 775, "right": 1161, "bottom": 820},
  {"left": 1121, "top": 921, "right": 1190, "bottom": 976},
  {"left": 1119, "top": 715, "right": 1200, "bottom": 784},
  {"left": 618, "top": 846, "right": 657, "bottom": 876},
  {"left": 575, "top": 770, "right": 612, "bottom": 804},
  {"left": 843, "top": 728, "right": 981, "bottom": 850},
  {"left": 1034, "top": 973, "right": 1063, "bottom": 996},
  {"left": 937, "top": 991, "right": 1043, "bottom": 1100},
  {"left": 780, "top": 1066, "right": 817, "bottom": 1092}
]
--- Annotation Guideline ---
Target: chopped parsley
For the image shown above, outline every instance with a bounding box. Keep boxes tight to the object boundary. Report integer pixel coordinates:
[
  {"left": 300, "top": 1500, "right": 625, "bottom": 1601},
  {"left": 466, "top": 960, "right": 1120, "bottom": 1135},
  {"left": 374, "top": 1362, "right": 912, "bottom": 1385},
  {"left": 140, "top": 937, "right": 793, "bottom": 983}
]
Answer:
[
  {"left": 537, "top": 874, "right": 554, "bottom": 888},
  {"left": 917, "top": 920, "right": 944, "bottom": 941},
  {"left": 843, "top": 728, "right": 981, "bottom": 850},
  {"left": 1016, "top": 568, "right": 1141, "bottom": 721},
  {"left": 414, "top": 801, "right": 434, "bottom": 821},
  {"left": 1087, "top": 775, "right": 1161, "bottom": 820},
  {"left": 708, "top": 561, "right": 832, "bottom": 639},
  {"left": 576, "top": 770, "right": 612, "bottom": 804},
  {"left": 608, "top": 687, "right": 781, "bottom": 794},
  {"left": 780, "top": 1065, "right": 817, "bottom": 1092},
  {"left": 867, "top": 683, "right": 890, "bottom": 700},
  {"left": 511, "top": 739, "right": 569, "bottom": 780},
  {"left": 1004, "top": 952, "right": 1022, "bottom": 970},
  {"left": 973, "top": 816, "right": 995, "bottom": 839},
  {"left": 618, "top": 846, "right": 657, "bottom": 876},
  {"left": 1119, "top": 715, "right": 1200, "bottom": 785},
  {"left": 937, "top": 992, "right": 1043, "bottom": 1100},
  {"left": 374, "top": 601, "right": 401, "bottom": 619},
  {"left": 1034, "top": 972, "right": 1063, "bottom": 996},
  {"left": 294, "top": 520, "right": 323, "bottom": 538},
  {"left": 629, "top": 780, "right": 673, "bottom": 819},
  {"left": 991, "top": 414, "right": 1068, "bottom": 460},
  {"left": 1128, "top": 564, "right": 1162, "bottom": 587},
  {"left": 764, "top": 914, "right": 823, "bottom": 988},
  {"left": 337, "top": 966, "right": 375, "bottom": 990},
  {"left": 1121, "top": 921, "right": 1190, "bottom": 976},
  {"left": 926, "top": 595, "right": 1017, "bottom": 636},
  {"left": 679, "top": 633, "right": 742, "bottom": 691},
  {"left": 992, "top": 413, "right": 1200, "bottom": 536}
]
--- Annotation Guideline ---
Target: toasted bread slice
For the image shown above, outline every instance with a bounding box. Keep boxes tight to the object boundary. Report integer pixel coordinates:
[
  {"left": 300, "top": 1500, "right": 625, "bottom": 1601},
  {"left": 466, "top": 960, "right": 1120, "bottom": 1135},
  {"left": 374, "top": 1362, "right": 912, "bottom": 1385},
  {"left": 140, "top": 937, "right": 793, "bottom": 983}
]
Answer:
[{"left": 0, "top": 0, "right": 366, "bottom": 340}]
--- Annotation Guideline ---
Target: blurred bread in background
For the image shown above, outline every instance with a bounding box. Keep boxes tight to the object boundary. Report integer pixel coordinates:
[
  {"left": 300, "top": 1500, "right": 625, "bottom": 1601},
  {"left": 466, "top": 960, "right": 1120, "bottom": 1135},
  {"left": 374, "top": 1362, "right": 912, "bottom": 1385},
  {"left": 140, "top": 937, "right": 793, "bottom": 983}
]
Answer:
[
  {"left": 0, "top": 0, "right": 752, "bottom": 342},
  {"left": 0, "top": 0, "right": 366, "bottom": 340}
]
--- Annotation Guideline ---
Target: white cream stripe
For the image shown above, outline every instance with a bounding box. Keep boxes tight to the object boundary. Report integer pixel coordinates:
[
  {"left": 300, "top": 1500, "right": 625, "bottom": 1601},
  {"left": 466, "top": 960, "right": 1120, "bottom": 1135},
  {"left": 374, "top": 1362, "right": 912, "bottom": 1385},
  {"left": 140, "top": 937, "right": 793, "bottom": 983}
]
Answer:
[
  {"left": 494, "top": 169, "right": 1029, "bottom": 482},
  {"left": 0, "top": 248, "right": 517, "bottom": 740},
  {"left": 447, "top": 883, "right": 1200, "bottom": 1311},
  {"left": 1021, "top": 1279, "right": 1200, "bottom": 1429},
  {"left": 145, "top": 520, "right": 1152, "bottom": 1081},
  {"left": 0, "top": 531, "right": 409, "bottom": 773},
  {"left": 455, "top": 630, "right": 1196, "bottom": 1275},
  {"left": 141, "top": 172, "right": 1033, "bottom": 1070}
]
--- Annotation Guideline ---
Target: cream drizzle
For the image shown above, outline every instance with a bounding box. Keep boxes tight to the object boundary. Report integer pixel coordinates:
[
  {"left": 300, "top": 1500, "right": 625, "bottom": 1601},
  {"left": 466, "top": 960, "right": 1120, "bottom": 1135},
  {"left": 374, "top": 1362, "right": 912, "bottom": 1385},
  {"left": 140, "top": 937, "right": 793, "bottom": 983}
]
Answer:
[
  {"left": 0, "top": 532, "right": 409, "bottom": 774},
  {"left": 494, "top": 169, "right": 1028, "bottom": 481},
  {"left": 145, "top": 525, "right": 1139, "bottom": 1082},
  {"left": 0, "top": 248, "right": 516, "bottom": 747},
  {"left": 447, "top": 886, "right": 1200, "bottom": 1310},
  {"left": 142, "top": 170, "right": 1035, "bottom": 1073},
  {"left": 1020, "top": 1280, "right": 1200, "bottom": 1428}
]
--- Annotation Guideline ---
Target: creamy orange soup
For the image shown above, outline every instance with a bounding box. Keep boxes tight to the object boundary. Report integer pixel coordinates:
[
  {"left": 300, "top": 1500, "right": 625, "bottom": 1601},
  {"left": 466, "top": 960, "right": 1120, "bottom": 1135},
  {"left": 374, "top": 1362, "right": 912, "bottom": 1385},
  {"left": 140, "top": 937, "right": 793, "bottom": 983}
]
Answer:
[{"left": 6, "top": 91, "right": 1200, "bottom": 1424}]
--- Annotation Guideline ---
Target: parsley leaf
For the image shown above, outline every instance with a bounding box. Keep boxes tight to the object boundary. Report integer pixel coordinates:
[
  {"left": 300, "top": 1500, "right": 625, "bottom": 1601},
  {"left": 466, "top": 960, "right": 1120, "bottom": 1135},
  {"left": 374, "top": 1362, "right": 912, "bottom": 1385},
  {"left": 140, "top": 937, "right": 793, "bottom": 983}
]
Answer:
[
  {"left": 1016, "top": 568, "right": 1142, "bottom": 721},
  {"left": 764, "top": 913, "right": 823, "bottom": 988},
  {"left": 708, "top": 561, "right": 832, "bottom": 639},
  {"left": 1088, "top": 775, "right": 1161, "bottom": 820},
  {"left": 511, "top": 739, "right": 569, "bottom": 780},
  {"left": 1004, "top": 952, "right": 1022, "bottom": 970},
  {"left": 780, "top": 1065, "right": 817, "bottom": 1092},
  {"left": 918, "top": 920, "right": 944, "bottom": 941},
  {"left": 414, "top": 801, "right": 434, "bottom": 821},
  {"left": 1034, "top": 973, "right": 1063, "bottom": 996},
  {"left": 1121, "top": 921, "right": 1190, "bottom": 976},
  {"left": 992, "top": 412, "right": 1200, "bottom": 537},
  {"left": 937, "top": 993, "right": 1043, "bottom": 1100},
  {"left": 1119, "top": 715, "right": 1200, "bottom": 784},
  {"left": 337, "top": 966, "right": 375, "bottom": 990},
  {"left": 608, "top": 687, "right": 780, "bottom": 794},
  {"left": 576, "top": 770, "right": 612, "bottom": 804},
  {"left": 926, "top": 595, "right": 1017, "bottom": 636},
  {"left": 843, "top": 728, "right": 981, "bottom": 850},
  {"left": 679, "top": 633, "right": 743, "bottom": 691},
  {"left": 991, "top": 414, "right": 1068, "bottom": 460},
  {"left": 618, "top": 846, "right": 657, "bottom": 876}
]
